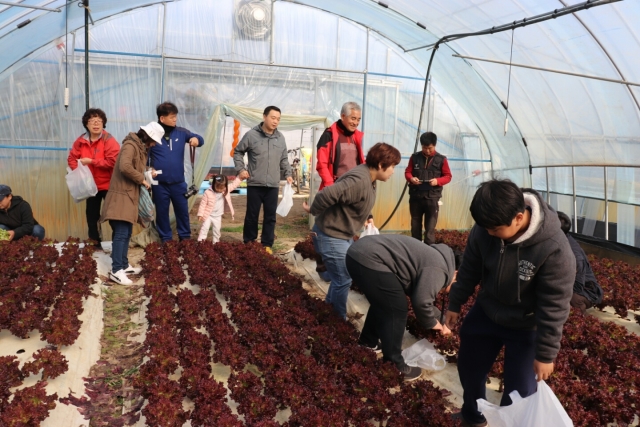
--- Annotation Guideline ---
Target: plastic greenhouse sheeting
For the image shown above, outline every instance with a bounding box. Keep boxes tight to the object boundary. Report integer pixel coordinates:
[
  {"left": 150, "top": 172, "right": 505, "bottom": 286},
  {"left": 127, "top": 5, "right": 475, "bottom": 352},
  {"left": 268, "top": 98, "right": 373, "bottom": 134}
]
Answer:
[{"left": 1, "top": 0, "right": 639, "bottom": 243}]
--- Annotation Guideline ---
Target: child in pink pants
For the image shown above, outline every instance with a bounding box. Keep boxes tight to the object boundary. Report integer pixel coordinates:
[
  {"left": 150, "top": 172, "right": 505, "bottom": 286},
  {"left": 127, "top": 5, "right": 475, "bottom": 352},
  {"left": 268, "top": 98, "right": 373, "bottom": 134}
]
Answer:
[{"left": 197, "top": 175, "right": 242, "bottom": 243}]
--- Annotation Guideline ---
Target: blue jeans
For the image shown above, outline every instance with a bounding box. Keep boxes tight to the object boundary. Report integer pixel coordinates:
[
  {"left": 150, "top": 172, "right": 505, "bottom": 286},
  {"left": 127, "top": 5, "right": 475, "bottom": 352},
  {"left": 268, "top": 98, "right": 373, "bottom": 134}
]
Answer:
[
  {"left": 0, "top": 223, "right": 45, "bottom": 241},
  {"left": 109, "top": 220, "right": 132, "bottom": 273},
  {"left": 312, "top": 224, "right": 353, "bottom": 319}
]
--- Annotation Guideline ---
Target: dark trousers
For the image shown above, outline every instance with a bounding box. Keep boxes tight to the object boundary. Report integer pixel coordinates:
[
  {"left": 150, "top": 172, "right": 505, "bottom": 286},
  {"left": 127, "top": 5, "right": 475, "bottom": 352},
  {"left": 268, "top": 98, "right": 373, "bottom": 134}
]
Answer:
[
  {"left": 457, "top": 304, "right": 538, "bottom": 424},
  {"left": 409, "top": 196, "right": 439, "bottom": 244},
  {"left": 86, "top": 190, "right": 108, "bottom": 242},
  {"left": 152, "top": 182, "right": 191, "bottom": 242},
  {"left": 244, "top": 186, "right": 279, "bottom": 247},
  {"left": 345, "top": 255, "right": 408, "bottom": 368}
]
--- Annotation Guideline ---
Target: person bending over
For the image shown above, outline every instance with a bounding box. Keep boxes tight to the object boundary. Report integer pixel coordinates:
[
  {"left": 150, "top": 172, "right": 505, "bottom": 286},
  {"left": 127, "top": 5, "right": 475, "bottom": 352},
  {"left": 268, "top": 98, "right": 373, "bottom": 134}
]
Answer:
[
  {"left": 346, "top": 234, "right": 462, "bottom": 381},
  {"left": 444, "top": 180, "right": 575, "bottom": 427}
]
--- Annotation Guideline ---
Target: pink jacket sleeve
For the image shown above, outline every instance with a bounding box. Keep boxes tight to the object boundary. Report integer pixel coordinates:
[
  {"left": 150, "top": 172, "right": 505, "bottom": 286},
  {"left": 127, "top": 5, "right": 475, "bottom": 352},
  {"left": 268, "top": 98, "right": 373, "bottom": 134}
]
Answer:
[{"left": 197, "top": 190, "right": 212, "bottom": 218}]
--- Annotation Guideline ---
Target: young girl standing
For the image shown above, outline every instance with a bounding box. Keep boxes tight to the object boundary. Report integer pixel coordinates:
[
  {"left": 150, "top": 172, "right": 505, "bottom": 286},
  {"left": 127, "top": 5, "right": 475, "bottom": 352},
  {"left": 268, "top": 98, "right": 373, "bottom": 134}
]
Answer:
[{"left": 197, "top": 175, "right": 242, "bottom": 243}]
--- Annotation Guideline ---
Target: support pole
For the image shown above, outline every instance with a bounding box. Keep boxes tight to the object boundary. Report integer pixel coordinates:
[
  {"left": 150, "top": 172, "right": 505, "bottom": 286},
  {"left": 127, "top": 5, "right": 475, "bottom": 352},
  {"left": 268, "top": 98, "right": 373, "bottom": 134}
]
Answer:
[
  {"left": 604, "top": 167, "right": 609, "bottom": 240},
  {"left": 269, "top": 0, "right": 275, "bottom": 64},
  {"left": 546, "top": 167, "right": 550, "bottom": 205},
  {"left": 572, "top": 166, "right": 577, "bottom": 233},
  {"left": 84, "top": 0, "right": 89, "bottom": 111},
  {"left": 160, "top": 2, "right": 167, "bottom": 102},
  {"left": 362, "top": 28, "right": 369, "bottom": 133}
]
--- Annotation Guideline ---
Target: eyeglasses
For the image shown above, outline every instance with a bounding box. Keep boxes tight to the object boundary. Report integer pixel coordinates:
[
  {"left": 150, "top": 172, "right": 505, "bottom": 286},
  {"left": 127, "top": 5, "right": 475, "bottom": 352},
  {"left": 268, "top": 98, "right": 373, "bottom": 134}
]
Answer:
[{"left": 87, "top": 118, "right": 104, "bottom": 125}]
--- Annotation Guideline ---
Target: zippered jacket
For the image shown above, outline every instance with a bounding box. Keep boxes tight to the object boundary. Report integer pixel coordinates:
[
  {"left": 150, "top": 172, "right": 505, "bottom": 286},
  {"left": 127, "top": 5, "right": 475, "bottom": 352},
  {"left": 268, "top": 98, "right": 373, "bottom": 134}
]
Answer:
[
  {"left": 149, "top": 127, "right": 204, "bottom": 184},
  {"left": 310, "top": 164, "right": 376, "bottom": 240},
  {"left": 67, "top": 131, "right": 120, "bottom": 191},
  {"left": 0, "top": 196, "right": 39, "bottom": 240},
  {"left": 197, "top": 177, "right": 242, "bottom": 220},
  {"left": 448, "top": 190, "right": 576, "bottom": 363},
  {"left": 316, "top": 120, "right": 365, "bottom": 190},
  {"left": 233, "top": 124, "right": 291, "bottom": 188}
]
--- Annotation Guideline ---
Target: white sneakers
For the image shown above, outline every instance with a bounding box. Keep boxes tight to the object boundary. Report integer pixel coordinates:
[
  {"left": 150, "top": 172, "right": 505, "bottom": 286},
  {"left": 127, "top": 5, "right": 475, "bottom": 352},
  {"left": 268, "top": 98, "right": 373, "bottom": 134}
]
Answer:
[
  {"left": 125, "top": 264, "right": 142, "bottom": 275},
  {"left": 109, "top": 269, "right": 133, "bottom": 285}
]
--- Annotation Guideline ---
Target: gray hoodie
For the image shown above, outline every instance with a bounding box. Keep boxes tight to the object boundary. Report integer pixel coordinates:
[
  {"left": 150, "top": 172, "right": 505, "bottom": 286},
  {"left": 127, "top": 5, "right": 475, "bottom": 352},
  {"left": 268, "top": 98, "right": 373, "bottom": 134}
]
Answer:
[
  {"left": 448, "top": 190, "right": 576, "bottom": 363},
  {"left": 233, "top": 123, "right": 291, "bottom": 187},
  {"left": 347, "top": 234, "right": 456, "bottom": 330}
]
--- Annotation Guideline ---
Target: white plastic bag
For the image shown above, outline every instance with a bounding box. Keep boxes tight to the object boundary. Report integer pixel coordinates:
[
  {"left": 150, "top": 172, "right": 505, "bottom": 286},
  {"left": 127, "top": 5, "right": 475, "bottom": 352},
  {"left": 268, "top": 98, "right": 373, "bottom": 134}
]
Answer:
[
  {"left": 401, "top": 338, "right": 447, "bottom": 371},
  {"left": 476, "top": 381, "right": 573, "bottom": 427},
  {"left": 360, "top": 223, "right": 380, "bottom": 238},
  {"left": 66, "top": 163, "right": 98, "bottom": 203},
  {"left": 276, "top": 183, "right": 294, "bottom": 217}
]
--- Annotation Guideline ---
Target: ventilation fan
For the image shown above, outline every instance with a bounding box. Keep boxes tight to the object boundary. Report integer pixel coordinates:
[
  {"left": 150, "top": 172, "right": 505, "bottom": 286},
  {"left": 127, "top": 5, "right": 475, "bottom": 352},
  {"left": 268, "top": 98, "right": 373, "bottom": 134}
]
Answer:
[{"left": 235, "top": 0, "right": 272, "bottom": 39}]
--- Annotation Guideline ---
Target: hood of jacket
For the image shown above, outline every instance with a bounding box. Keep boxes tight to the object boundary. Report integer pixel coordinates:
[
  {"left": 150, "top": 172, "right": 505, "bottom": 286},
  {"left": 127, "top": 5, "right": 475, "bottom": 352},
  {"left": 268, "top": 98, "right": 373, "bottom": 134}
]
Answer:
[{"left": 431, "top": 243, "right": 456, "bottom": 288}]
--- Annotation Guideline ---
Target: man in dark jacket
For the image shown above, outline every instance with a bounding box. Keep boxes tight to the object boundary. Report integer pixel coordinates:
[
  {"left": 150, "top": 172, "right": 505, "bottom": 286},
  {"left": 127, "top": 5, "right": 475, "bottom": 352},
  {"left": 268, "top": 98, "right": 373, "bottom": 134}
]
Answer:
[
  {"left": 149, "top": 102, "right": 204, "bottom": 242},
  {"left": 405, "top": 131, "right": 452, "bottom": 244},
  {"left": 346, "top": 234, "right": 462, "bottom": 382},
  {"left": 557, "top": 211, "right": 604, "bottom": 313},
  {"left": 444, "top": 180, "right": 575, "bottom": 427},
  {"left": 0, "top": 185, "right": 45, "bottom": 241},
  {"left": 233, "top": 106, "right": 292, "bottom": 252}
]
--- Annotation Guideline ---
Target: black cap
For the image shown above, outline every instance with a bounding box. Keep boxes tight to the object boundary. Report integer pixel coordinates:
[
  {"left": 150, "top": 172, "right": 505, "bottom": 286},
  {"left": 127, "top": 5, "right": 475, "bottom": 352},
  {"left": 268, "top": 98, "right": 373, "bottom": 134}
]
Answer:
[{"left": 0, "top": 185, "right": 11, "bottom": 199}]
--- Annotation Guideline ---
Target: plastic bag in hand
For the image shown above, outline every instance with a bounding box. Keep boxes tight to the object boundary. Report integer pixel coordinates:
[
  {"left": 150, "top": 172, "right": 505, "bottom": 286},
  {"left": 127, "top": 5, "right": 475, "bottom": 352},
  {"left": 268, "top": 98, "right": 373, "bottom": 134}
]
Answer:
[
  {"left": 477, "top": 381, "right": 573, "bottom": 427},
  {"left": 401, "top": 338, "right": 447, "bottom": 371},
  {"left": 65, "top": 163, "right": 98, "bottom": 203},
  {"left": 360, "top": 223, "right": 380, "bottom": 238},
  {"left": 276, "top": 183, "right": 294, "bottom": 217},
  {"left": 138, "top": 186, "right": 155, "bottom": 228}
]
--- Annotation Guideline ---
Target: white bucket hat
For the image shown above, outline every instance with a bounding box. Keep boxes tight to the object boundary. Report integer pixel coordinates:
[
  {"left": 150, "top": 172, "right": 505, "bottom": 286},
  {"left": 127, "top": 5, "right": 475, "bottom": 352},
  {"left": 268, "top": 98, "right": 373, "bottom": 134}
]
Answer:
[{"left": 140, "top": 122, "right": 164, "bottom": 144}]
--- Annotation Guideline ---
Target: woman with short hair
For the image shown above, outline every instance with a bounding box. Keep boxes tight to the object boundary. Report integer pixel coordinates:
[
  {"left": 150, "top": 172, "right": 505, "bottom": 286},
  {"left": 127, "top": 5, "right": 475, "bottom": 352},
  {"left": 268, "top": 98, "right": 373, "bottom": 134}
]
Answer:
[
  {"left": 303, "top": 142, "right": 401, "bottom": 320},
  {"left": 67, "top": 108, "right": 120, "bottom": 244}
]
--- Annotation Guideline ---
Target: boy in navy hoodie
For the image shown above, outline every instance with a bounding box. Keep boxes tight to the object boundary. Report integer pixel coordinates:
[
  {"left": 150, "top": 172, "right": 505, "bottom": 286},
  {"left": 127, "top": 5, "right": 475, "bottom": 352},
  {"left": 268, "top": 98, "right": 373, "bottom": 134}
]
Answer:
[
  {"left": 149, "top": 102, "right": 204, "bottom": 242},
  {"left": 445, "top": 179, "right": 575, "bottom": 427}
]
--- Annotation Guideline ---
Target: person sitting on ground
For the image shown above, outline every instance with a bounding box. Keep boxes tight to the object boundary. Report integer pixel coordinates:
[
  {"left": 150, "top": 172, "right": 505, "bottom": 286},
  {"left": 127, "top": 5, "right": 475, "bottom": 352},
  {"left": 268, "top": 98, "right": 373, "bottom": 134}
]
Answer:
[
  {"left": 346, "top": 234, "right": 463, "bottom": 382},
  {"left": 0, "top": 185, "right": 45, "bottom": 241},
  {"left": 557, "top": 211, "right": 604, "bottom": 314},
  {"left": 197, "top": 174, "right": 243, "bottom": 244},
  {"left": 149, "top": 102, "right": 204, "bottom": 242},
  {"left": 67, "top": 108, "right": 120, "bottom": 245},
  {"left": 100, "top": 123, "right": 162, "bottom": 285},
  {"left": 444, "top": 180, "right": 575, "bottom": 427},
  {"left": 302, "top": 142, "right": 401, "bottom": 320}
]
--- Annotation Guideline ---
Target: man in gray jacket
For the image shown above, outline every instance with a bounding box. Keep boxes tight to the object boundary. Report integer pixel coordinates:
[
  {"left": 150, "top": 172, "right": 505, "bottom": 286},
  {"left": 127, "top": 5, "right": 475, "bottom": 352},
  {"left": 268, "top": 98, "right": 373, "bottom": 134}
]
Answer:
[
  {"left": 233, "top": 106, "right": 292, "bottom": 251},
  {"left": 346, "top": 234, "right": 462, "bottom": 381}
]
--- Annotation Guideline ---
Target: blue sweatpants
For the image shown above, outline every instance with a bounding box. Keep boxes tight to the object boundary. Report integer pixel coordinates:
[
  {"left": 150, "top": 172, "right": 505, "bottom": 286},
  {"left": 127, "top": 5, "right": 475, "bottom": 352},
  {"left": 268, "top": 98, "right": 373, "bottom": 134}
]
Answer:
[
  {"left": 457, "top": 303, "right": 538, "bottom": 425},
  {"left": 152, "top": 182, "right": 191, "bottom": 242}
]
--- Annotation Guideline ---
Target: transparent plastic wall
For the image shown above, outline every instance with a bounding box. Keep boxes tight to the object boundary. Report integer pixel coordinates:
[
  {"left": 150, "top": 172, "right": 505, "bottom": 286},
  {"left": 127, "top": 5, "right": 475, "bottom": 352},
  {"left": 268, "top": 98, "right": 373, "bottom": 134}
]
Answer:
[
  {"left": 0, "top": 0, "right": 490, "bottom": 240},
  {"left": 532, "top": 166, "right": 640, "bottom": 247}
]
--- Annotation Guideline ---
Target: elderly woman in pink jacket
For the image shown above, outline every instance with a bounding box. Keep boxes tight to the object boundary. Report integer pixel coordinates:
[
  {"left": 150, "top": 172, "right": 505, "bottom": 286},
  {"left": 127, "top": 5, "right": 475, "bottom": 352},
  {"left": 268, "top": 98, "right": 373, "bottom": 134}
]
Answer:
[{"left": 197, "top": 175, "right": 243, "bottom": 243}]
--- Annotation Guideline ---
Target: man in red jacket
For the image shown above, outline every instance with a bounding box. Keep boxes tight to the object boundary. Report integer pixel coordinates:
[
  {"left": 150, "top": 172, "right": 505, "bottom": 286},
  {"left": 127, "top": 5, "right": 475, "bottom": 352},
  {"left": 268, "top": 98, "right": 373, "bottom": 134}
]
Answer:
[
  {"left": 314, "top": 102, "right": 366, "bottom": 276},
  {"left": 405, "top": 132, "right": 452, "bottom": 244},
  {"left": 67, "top": 108, "right": 120, "bottom": 244},
  {"left": 316, "top": 101, "right": 365, "bottom": 190}
]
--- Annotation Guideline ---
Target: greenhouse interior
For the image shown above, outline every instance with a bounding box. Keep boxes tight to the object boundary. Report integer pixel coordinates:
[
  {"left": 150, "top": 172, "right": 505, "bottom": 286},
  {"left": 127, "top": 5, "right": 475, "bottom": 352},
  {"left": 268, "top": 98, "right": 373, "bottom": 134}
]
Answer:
[{"left": 1, "top": 0, "right": 640, "bottom": 426}]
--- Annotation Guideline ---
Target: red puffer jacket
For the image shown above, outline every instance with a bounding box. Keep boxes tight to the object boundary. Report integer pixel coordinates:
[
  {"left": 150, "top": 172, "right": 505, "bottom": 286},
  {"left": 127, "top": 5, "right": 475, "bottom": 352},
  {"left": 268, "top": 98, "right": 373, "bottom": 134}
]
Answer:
[
  {"left": 316, "top": 121, "right": 365, "bottom": 190},
  {"left": 67, "top": 130, "right": 120, "bottom": 191}
]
